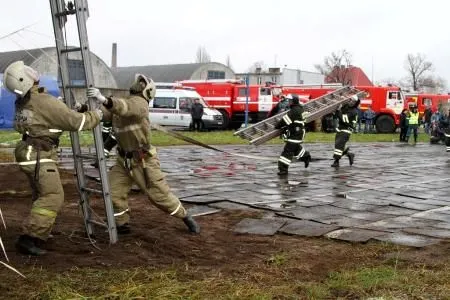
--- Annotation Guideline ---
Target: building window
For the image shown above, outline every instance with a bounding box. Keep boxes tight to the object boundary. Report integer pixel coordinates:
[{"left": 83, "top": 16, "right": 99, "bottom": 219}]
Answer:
[
  {"left": 207, "top": 70, "right": 225, "bottom": 80},
  {"left": 257, "top": 76, "right": 262, "bottom": 85},
  {"left": 271, "top": 76, "right": 278, "bottom": 83},
  {"left": 67, "top": 59, "right": 86, "bottom": 86}
]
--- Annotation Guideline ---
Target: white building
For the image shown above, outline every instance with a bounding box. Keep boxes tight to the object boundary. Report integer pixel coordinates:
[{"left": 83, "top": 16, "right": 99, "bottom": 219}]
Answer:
[{"left": 235, "top": 67, "right": 324, "bottom": 85}]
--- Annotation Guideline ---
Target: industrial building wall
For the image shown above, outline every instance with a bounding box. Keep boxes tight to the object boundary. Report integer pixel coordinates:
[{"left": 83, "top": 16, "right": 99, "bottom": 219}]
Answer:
[
  {"left": 190, "top": 62, "right": 235, "bottom": 80},
  {"left": 299, "top": 70, "right": 325, "bottom": 84},
  {"left": 31, "top": 50, "right": 118, "bottom": 88},
  {"left": 281, "top": 69, "right": 300, "bottom": 85}
]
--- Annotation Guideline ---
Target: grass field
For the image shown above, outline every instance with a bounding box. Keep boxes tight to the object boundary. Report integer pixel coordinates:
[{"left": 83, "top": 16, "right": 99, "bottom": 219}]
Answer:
[{"left": 0, "top": 128, "right": 432, "bottom": 148}]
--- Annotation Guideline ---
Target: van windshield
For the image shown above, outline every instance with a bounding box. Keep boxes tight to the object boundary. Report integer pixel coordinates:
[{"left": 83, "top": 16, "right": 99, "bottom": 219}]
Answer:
[{"left": 179, "top": 97, "right": 208, "bottom": 112}]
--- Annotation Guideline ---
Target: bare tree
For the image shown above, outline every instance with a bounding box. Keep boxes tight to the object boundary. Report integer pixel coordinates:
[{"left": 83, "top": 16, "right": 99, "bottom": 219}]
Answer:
[
  {"left": 314, "top": 49, "right": 353, "bottom": 84},
  {"left": 419, "top": 75, "right": 447, "bottom": 92},
  {"left": 195, "top": 46, "right": 211, "bottom": 63},
  {"left": 247, "top": 60, "right": 266, "bottom": 73},
  {"left": 404, "top": 53, "right": 433, "bottom": 91}
]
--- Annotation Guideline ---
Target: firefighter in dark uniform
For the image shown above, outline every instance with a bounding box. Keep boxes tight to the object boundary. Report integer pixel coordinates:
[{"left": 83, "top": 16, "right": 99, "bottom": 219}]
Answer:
[
  {"left": 443, "top": 109, "right": 450, "bottom": 152},
  {"left": 101, "top": 121, "right": 117, "bottom": 158},
  {"left": 275, "top": 94, "right": 312, "bottom": 175},
  {"left": 331, "top": 95, "right": 360, "bottom": 168}
]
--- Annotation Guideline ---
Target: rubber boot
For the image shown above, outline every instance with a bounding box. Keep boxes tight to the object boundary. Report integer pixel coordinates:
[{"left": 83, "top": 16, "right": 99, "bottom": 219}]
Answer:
[
  {"left": 16, "top": 235, "right": 47, "bottom": 256},
  {"left": 183, "top": 215, "right": 200, "bottom": 234},
  {"left": 331, "top": 159, "right": 339, "bottom": 168},
  {"left": 277, "top": 162, "right": 288, "bottom": 176},
  {"left": 347, "top": 153, "right": 355, "bottom": 166},
  {"left": 303, "top": 153, "right": 311, "bottom": 168},
  {"left": 117, "top": 223, "right": 131, "bottom": 234}
]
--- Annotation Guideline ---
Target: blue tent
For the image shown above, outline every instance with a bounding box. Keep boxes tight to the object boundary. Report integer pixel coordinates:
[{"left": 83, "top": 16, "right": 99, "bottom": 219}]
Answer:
[{"left": 0, "top": 74, "right": 60, "bottom": 129}]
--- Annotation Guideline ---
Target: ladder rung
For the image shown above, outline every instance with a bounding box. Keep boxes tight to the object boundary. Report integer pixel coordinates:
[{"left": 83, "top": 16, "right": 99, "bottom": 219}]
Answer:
[
  {"left": 61, "top": 47, "right": 82, "bottom": 54},
  {"left": 64, "top": 85, "right": 88, "bottom": 89},
  {"left": 82, "top": 187, "right": 104, "bottom": 194},
  {"left": 55, "top": 10, "right": 76, "bottom": 17},
  {"left": 76, "top": 154, "right": 97, "bottom": 160},
  {"left": 88, "top": 219, "right": 108, "bottom": 228}
]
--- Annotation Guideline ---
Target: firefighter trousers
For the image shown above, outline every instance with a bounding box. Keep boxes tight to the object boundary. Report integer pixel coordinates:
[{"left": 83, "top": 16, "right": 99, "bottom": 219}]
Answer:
[
  {"left": 15, "top": 145, "right": 63, "bottom": 241},
  {"left": 445, "top": 128, "right": 450, "bottom": 152},
  {"left": 110, "top": 154, "right": 187, "bottom": 226},
  {"left": 333, "top": 131, "right": 352, "bottom": 160},
  {"left": 278, "top": 142, "right": 309, "bottom": 172}
]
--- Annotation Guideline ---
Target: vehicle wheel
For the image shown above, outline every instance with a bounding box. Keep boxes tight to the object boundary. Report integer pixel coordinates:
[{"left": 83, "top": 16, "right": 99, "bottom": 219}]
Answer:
[
  {"left": 375, "top": 115, "right": 395, "bottom": 133},
  {"left": 218, "top": 109, "right": 230, "bottom": 129}
]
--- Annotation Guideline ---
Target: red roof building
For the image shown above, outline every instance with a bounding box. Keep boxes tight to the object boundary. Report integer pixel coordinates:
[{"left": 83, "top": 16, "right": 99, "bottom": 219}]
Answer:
[{"left": 325, "top": 66, "right": 373, "bottom": 86}]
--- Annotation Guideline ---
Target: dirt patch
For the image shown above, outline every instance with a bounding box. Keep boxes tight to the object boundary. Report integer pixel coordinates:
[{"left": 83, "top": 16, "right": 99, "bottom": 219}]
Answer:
[{"left": 0, "top": 164, "right": 448, "bottom": 297}]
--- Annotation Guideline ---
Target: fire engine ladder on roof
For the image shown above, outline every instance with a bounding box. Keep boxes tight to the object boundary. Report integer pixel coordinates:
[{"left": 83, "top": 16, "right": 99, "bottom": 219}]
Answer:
[
  {"left": 234, "top": 86, "right": 365, "bottom": 146},
  {"left": 49, "top": 0, "right": 118, "bottom": 244}
]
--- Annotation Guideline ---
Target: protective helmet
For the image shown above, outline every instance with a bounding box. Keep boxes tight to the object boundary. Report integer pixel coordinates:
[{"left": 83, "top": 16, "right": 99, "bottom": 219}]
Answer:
[
  {"left": 286, "top": 93, "right": 300, "bottom": 105},
  {"left": 3, "top": 61, "right": 39, "bottom": 96},
  {"left": 129, "top": 73, "right": 156, "bottom": 101},
  {"left": 349, "top": 94, "right": 360, "bottom": 108}
]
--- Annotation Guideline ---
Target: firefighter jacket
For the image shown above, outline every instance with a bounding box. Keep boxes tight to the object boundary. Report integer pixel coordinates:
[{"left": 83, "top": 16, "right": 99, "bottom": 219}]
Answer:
[
  {"left": 14, "top": 85, "right": 101, "bottom": 163},
  {"left": 101, "top": 95, "right": 151, "bottom": 153},
  {"left": 336, "top": 106, "right": 358, "bottom": 134},
  {"left": 275, "top": 104, "right": 306, "bottom": 142}
]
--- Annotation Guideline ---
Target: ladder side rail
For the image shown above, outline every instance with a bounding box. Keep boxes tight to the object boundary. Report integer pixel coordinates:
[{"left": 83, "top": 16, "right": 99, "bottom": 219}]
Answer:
[
  {"left": 49, "top": 0, "right": 93, "bottom": 235},
  {"left": 74, "top": 0, "right": 118, "bottom": 244}
]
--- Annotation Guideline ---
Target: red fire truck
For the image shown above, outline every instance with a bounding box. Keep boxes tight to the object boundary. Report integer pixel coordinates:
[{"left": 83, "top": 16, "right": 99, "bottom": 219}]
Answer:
[
  {"left": 280, "top": 84, "right": 405, "bottom": 133},
  {"left": 404, "top": 93, "right": 450, "bottom": 117},
  {"left": 179, "top": 79, "right": 279, "bottom": 128}
]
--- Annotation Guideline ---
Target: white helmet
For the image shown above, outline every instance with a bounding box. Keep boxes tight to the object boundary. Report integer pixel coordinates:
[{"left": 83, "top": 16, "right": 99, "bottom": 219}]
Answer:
[
  {"left": 3, "top": 61, "right": 40, "bottom": 96},
  {"left": 134, "top": 73, "right": 156, "bottom": 101}
]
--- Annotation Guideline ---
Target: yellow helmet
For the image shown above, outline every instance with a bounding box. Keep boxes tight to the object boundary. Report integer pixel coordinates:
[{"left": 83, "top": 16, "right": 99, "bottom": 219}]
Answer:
[
  {"left": 3, "top": 61, "right": 39, "bottom": 96},
  {"left": 130, "top": 73, "right": 156, "bottom": 101}
]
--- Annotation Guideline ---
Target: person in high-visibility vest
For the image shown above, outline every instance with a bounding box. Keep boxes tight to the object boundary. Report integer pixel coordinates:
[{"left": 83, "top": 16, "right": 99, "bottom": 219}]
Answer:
[{"left": 406, "top": 103, "right": 420, "bottom": 144}]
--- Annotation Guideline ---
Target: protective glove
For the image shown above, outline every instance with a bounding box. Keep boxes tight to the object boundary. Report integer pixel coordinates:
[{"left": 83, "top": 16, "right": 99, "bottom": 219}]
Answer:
[
  {"left": 94, "top": 109, "right": 103, "bottom": 120},
  {"left": 87, "top": 88, "right": 107, "bottom": 105},
  {"left": 73, "top": 102, "right": 88, "bottom": 113}
]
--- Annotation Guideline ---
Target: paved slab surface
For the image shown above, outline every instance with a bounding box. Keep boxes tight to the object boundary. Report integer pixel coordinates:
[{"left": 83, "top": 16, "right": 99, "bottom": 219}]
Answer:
[{"left": 57, "top": 142, "right": 450, "bottom": 247}]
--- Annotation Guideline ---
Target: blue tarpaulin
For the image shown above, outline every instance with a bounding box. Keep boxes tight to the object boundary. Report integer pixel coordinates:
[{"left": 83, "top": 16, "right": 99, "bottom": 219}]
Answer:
[{"left": 0, "top": 74, "right": 60, "bottom": 129}]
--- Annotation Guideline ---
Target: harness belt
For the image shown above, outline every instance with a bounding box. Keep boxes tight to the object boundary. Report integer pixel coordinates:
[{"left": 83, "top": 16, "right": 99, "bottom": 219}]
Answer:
[
  {"left": 117, "top": 146, "right": 153, "bottom": 188},
  {"left": 22, "top": 134, "right": 59, "bottom": 183}
]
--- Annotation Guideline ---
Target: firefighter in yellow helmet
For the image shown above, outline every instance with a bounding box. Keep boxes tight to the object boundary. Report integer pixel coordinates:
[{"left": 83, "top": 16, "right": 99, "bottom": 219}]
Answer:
[
  {"left": 87, "top": 74, "right": 200, "bottom": 235},
  {"left": 3, "top": 61, "right": 102, "bottom": 255}
]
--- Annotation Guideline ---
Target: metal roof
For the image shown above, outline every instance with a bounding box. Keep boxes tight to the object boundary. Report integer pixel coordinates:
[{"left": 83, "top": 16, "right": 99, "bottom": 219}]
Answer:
[
  {"left": 112, "top": 63, "right": 210, "bottom": 89},
  {"left": 0, "top": 47, "right": 55, "bottom": 73}
]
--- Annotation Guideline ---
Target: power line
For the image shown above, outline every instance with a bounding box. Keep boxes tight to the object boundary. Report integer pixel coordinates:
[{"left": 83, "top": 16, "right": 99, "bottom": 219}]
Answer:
[{"left": 0, "top": 20, "right": 43, "bottom": 42}]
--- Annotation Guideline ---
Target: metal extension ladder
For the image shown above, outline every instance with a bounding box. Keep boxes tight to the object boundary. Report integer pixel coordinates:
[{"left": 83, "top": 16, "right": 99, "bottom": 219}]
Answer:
[
  {"left": 49, "top": 0, "right": 118, "bottom": 243},
  {"left": 234, "top": 86, "right": 365, "bottom": 146}
]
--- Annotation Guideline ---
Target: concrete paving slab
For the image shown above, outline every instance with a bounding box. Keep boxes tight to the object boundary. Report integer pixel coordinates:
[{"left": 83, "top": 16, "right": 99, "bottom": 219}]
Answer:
[
  {"left": 187, "top": 205, "right": 222, "bottom": 217},
  {"left": 208, "top": 201, "right": 257, "bottom": 211},
  {"left": 357, "top": 216, "right": 440, "bottom": 232},
  {"left": 331, "top": 199, "right": 379, "bottom": 211},
  {"left": 276, "top": 208, "right": 339, "bottom": 221},
  {"left": 317, "top": 216, "right": 372, "bottom": 227},
  {"left": 374, "top": 232, "right": 441, "bottom": 247},
  {"left": 402, "top": 228, "right": 450, "bottom": 239},
  {"left": 391, "top": 202, "right": 441, "bottom": 211},
  {"left": 180, "top": 195, "right": 227, "bottom": 204},
  {"left": 326, "top": 228, "right": 386, "bottom": 242},
  {"left": 373, "top": 206, "right": 420, "bottom": 216},
  {"left": 279, "top": 220, "right": 339, "bottom": 236},
  {"left": 233, "top": 218, "right": 287, "bottom": 235}
]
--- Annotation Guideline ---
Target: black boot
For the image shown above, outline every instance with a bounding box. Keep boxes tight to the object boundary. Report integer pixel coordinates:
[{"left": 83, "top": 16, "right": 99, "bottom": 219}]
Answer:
[
  {"left": 116, "top": 223, "right": 131, "bottom": 234},
  {"left": 303, "top": 153, "right": 311, "bottom": 168},
  {"left": 183, "top": 215, "right": 200, "bottom": 234},
  {"left": 347, "top": 153, "right": 355, "bottom": 166},
  {"left": 16, "top": 235, "right": 47, "bottom": 256},
  {"left": 331, "top": 159, "right": 339, "bottom": 168}
]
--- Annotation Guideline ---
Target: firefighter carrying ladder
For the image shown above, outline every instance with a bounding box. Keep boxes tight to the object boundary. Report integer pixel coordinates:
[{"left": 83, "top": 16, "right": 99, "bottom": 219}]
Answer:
[
  {"left": 49, "top": 0, "right": 118, "bottom": 243},
  {"left": 234, "top": 86, "right": 365, "bottom": 146}
]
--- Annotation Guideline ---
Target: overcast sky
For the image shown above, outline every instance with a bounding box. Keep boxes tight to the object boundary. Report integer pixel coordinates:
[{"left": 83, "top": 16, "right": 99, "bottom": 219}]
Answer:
[{"left": 1, "top": 0, "right": 449, "bottom": 84}]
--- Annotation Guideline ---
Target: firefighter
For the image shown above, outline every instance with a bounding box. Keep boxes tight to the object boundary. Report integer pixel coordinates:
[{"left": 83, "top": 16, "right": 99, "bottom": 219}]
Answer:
[
  {"left": 87, "top": 74, "right": 200, "bottom": 234},
  {"left": 331, "top": 95, "right": 359, "bottom": 168},
  {"left": 3, "top": 61, "right": 102, "bottom": 255},
  {"left": 406, "top": 103, "right": 420, "bottom": 144},
  {"left": 275, "top": 94, "right": 312, "bottom": 176},
  {"left": 443, "top": 109, "right": 450, "bottom": 152}
]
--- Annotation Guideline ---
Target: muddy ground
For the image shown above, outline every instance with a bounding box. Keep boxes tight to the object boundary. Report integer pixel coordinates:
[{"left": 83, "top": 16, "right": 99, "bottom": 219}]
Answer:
[{"left": 0, "top": 164, "right": 448, "bottom": 299}]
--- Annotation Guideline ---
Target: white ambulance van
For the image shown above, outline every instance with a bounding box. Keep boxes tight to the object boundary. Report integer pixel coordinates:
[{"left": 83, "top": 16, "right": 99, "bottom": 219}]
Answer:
[{"left": 149, "top": 85, "right": 223, "bottom": 129}]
